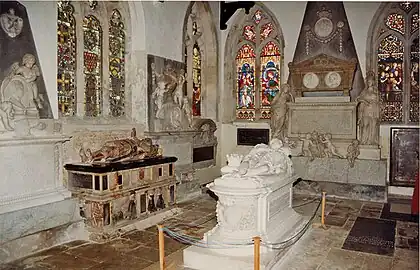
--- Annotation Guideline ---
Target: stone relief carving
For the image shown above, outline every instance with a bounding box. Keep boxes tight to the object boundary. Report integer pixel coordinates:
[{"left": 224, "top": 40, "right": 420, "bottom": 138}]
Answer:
[
  {"left": 0, "top": 8, "right": 23, "bottom": 38},
  {"left": 0, "top": 54, "right": 46, "bottom": 135},
  {"left": 302, "top": 72, "right": 319, "bottom": 89},
  {"left": 324, "top": 71, "right": 341, "bottom": 88},
  {"left": 221, "top": 154, "right": 243, "bottom": 175},
  {"left": 355, "top": 71, "right": 379, "bottom": 145},
  {"left": 346, "top": 139, "right": 360, "bottom": 168},
  {"left": 148, "top": 55, "right": 191, "bottom": 131},
  {"left": 298, "top": 131, "right": 344, "bottom": 161},
  {"left": 270, "top": 83, "right": 295, "bottom": 141},
  {"left": 79, "top": 128, "right": 161, "bottom": 163},
  {"left": 192, "top": 118, "right": 217, "bottom": 146}
]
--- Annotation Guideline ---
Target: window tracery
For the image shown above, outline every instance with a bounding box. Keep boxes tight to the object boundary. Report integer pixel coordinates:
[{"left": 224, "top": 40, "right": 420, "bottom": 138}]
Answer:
[
  {"left": 371, "top": 2, "right": 419, "bottom": 123},
  {"left": 56, "top": 1, "right": 126, "bottom": 118},
  {"left": 235, "top": 8, "right": 283, "bottom": 120}
]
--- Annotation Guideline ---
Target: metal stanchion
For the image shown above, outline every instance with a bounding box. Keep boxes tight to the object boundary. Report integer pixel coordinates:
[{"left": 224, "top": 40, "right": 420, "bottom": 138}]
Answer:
[
  {"left": 313, "top": 191, "right": 328, "bottom": 230},
  {"left": 253, "top": 236, "right": 261, "bottom": 270},
  {"left": 157, "top": 225, "right": 165, "bottom": 270}
]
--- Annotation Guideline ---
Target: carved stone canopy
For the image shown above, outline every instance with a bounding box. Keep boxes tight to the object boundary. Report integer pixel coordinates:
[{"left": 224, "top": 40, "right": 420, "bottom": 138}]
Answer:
[{"left": 288, "top": 54, "right": 357, "bottom": 97}]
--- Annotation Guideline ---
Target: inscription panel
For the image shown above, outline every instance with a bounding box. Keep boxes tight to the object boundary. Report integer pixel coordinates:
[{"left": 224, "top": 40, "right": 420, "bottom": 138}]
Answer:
[
  {"left": 287, "top": 102, "right": 357, "bottom": 140},
  {"left": 390, "top": 128, "right": 420, "bottom": 187},
  {"left": 193, "top": 146, "right": 214, "bottom": 163},
  {"left": 237, "top": 128, "right": 270, "bottom": 146}
]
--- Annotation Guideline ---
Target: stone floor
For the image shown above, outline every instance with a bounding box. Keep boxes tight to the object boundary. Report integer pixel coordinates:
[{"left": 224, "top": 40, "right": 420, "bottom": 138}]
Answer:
[{"left": 1, "top": 194, "right": 418, "bottom": 270}]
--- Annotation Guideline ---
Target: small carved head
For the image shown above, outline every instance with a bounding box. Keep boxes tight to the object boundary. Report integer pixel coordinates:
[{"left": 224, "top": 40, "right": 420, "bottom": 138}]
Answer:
[
  {"left": 269, "top": 138, "right": 284, "bottom": 150},
  {"left": 8, "top": 8, "right": 15, "bottom": 15},
  {"left": 226, "top": 154, "right": 243, "bottom": 167},
  {"left": 22, "top": 54, "right": 36, "bottom": 67},
  {"left": 306, "top": 133, "right": 311, "bottom": 139},
  {"left": 281, "top": 83, "right": 291, "bottom": 93},
  {"left": 352, "top": 139, "right": 360, "bottom": 146}
]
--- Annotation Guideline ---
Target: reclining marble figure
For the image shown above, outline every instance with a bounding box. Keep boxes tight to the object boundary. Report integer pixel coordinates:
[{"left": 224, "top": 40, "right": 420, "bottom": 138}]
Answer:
[
  {"left": 79, "top": 128, "right": 161, "bottom": 163},
  {"left": 218, "top": 138, "right": 293, "bottom": 187}
]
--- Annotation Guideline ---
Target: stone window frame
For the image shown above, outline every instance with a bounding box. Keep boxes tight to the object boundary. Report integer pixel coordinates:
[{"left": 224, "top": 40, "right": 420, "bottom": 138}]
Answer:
[
  {"left": 222, "top": 4, "right": 285, "bottom": 123},
  {"left": 182, "top": 1, "right": 219, "bottom": 121},
  {"left": 57, "top": 1, "right": 132, "bottom": 120},
  {"left": 366, "top": 2, "right": 419, "bottom": 124}
]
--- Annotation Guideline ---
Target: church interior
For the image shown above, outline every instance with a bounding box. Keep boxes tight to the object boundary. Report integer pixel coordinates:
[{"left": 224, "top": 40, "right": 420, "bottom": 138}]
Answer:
[{"left": 0, "top": 0, "right": 419, "bottom": 269}]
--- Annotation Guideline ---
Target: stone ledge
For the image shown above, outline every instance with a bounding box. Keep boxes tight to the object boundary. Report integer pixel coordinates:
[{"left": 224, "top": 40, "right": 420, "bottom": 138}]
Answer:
[{"left": 292, "top": 156, "right": 386, "bottom": 186}]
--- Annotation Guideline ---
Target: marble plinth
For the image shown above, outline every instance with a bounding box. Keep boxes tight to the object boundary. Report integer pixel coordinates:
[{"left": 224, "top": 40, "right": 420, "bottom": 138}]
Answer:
[
  {"left": 183, "top": 176, "right": 309, "bottom": 270},
  {"left": 0, "top": 136, "right": 72, "bottom": 214},
  {"left": 292, "top": 157, "right": 387, "bottom": 186}
]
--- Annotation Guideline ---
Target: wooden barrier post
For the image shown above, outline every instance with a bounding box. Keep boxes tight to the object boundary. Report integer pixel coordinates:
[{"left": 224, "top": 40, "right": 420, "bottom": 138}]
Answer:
[
  {"left": 321, "top": 192, "right": 327, "bottom": 229},
  {"left": 157, "top": 225, "right": 165, "bottom": 270},
  {"left": 253, "top": 236, "right": 261, "bottom": 270}
]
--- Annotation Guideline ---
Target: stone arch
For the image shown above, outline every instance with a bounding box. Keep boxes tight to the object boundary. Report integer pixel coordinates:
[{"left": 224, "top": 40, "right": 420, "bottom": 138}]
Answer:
[
  {"left": 222, "top": 2, "right": 285, "bottom": 123},
  {"left": 182, "top": 1, "right": 219, "bottom": 121}
]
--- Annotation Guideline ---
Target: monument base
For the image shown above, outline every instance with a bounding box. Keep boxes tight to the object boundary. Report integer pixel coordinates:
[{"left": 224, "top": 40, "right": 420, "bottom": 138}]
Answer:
[{"left": 184, "top": 209, "right": 309, "bottom": 270}]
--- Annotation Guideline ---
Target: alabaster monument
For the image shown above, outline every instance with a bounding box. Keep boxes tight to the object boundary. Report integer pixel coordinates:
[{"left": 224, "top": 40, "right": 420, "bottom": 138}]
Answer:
[{"left": 184, "top": 139, "right": 309, "bottom": 270}]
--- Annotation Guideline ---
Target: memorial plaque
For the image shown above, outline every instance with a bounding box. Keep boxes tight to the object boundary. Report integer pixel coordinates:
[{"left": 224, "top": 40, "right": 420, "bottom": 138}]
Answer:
[
  {"left": 193, "top": 146, "right": 214, "bottom": 163},
  {"left": 390, "top": 127, "right": 420, "bottom": 187},
  {"left": 237, "top": 128, "right": 270, "bottom": 146}
]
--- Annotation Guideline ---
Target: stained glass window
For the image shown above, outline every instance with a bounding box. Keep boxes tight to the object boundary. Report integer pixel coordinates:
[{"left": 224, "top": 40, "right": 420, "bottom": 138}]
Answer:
[
  {"left": 377, "top": 35, "right": 404, "bottom": 122},
  {"left": 409, "top": 38, "right": 419, "bottom": 122},
  {"left": 385, "top": 13, "right": 405, "bottom": 34},
  {"left": 83, "top": 15, "right": 102, "bottom": 117},
  {"left": 236, "top": 44, "right": 256, "bottom": 120},
  {"left": 235, "top": 8, "right": 282, "bottom": 120},
  {"left": 412, "top": 13, "right": 419, "bottom": 33},
  {"left": 192, "top": 43, "right": 202, "bottom": 116},
  {"left": 242, "top": 25, "right": 256, "bottom": 42},
  {"left": 108, "top": 9, "right": 125, "bottom": 117},
  {"left": 57, "top": 1, "right": 76, "bottom": 116},
  {"left": 260, "top": 23, "right": 273, "bottom": 41},
  {"left": 260, "top": 42, "right": 281, "bottom": 119}
]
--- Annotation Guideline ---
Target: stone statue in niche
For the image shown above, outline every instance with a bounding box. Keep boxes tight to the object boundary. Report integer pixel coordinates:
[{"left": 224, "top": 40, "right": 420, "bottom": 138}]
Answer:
[
  {"left": 270, "top": 83, "right": 295, "bottom": 141},
  {"left": 79, "top": 128, "right": 161, "bottom": 163},
  {"left": 356, "top": 71, "right": 380, "bottom": 145},
  {"left": 148, "top": 55, "right": 191, "bottom": 131},
  {"left": 0, "top": 8, "right": 23, "bottom": 38},
  {"left": 346, "top": 139, "right": 360, "bottom": 168}
]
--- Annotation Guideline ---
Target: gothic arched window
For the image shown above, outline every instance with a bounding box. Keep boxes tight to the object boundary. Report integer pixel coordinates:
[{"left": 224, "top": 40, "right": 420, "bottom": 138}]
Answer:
[
  {"left": 56, "top": 1, "right": 126, "bottom": 118},
  {"left": 235, "top": 8, "right": 283, "bottom": 120},
  {"left": 369, "top": 2, "right": 419, "bottom": 123},
  {"left": 57, "top": 1, "right": 77, "bottom": 116},
  {"left": 183, "top": 1, "right": 218, "bottom": 120},
  {"left": 109, "top": 9, "right": 126, "bottom": 117}
]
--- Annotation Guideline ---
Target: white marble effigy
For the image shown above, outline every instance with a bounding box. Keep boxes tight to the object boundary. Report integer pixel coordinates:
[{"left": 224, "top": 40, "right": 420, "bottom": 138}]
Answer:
[{"left": 183, "top": 139, "right": 310, "bottom": 270}]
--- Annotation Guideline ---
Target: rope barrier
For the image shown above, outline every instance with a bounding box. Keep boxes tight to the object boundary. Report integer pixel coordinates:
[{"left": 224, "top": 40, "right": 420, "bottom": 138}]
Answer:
[{"left": 160, "top": 193, "right": 323, "bottom": 250}]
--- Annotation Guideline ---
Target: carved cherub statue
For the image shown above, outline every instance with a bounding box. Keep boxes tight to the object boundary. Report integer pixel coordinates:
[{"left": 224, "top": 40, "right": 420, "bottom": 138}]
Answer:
[
  {"left": 173, "top": 69, "right": 186, "bottom": 107},
  {"left": 151, "top": 80, "right": 168, "bottom": 118},
  {"left": 181, "top": 96, "right": 192, "bottom": 127},
  {"left": 15, "top": 54, "right": 43, "bottom": 109},
  {"left": 346, "top": 140, "right": 360, "bottom": 168},
  {"left": 298, "top": 133, "right": 313, "bottom": 158},
  {"left": 321, "top": 133, "right": 344, "bottom": 158},
  {"left": 221, "top": 154, "right": 244, "bottom": 175}
]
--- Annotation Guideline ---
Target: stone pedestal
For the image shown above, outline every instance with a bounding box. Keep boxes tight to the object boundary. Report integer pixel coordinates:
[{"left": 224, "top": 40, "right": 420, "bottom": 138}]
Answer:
[
  {"left": 0, "top": 136, "right": 87, "bottom": 263},
  {"left": 184, "top": 176, "right": 308, "bottom": 269}
]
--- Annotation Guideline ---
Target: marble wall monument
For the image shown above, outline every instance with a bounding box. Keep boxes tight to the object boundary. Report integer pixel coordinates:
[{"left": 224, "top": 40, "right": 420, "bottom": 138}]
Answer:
[
  {"left": 147, "top": 54, "right": 191, "bottom": 132},
  {"left": 0, "top": 1, "right": 52, "bottom": 121},
  {"left": 289, "top": 1, "right": 364, "bottom": 100}
]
